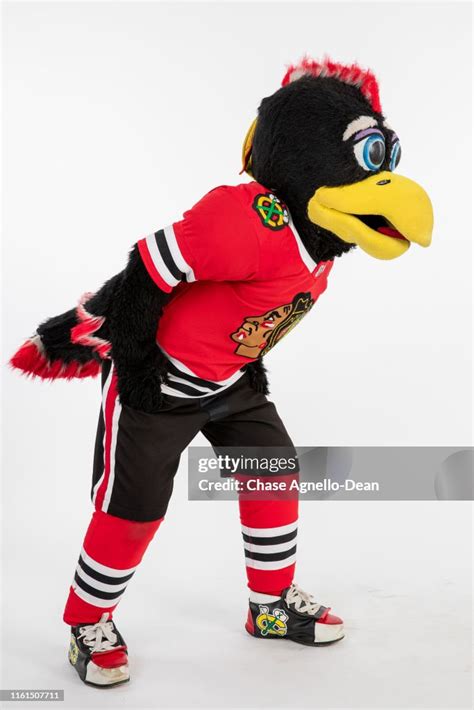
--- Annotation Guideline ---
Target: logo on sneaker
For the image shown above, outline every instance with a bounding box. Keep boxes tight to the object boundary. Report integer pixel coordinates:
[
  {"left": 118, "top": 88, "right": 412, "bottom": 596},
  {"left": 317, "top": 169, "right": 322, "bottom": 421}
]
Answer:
[
  {"left": 69, "top": 635, "right": 79, "bottom": 665},
  {"left": 256, "top": 605, "right": 288, "bottom": 637}
]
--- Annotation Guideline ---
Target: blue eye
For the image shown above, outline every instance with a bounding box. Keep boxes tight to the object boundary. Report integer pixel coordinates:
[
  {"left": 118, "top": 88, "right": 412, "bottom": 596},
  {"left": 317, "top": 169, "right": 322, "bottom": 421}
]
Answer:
[
  {"left": 389, "top": 141, "right": 402, "bottom": 171},
  {"left": 354, "top": 134, "right": 386, "bottom": 171}
]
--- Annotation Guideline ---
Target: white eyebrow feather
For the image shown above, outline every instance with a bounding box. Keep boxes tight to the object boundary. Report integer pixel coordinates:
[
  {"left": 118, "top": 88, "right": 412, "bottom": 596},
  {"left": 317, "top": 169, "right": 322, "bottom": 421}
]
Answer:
[{"left": 343, "top": 116, "right": 378, "bottom": 141}]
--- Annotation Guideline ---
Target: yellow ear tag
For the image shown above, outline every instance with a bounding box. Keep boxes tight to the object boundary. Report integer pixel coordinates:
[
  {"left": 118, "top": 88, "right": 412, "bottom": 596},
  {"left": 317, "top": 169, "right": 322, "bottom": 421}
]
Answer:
[{"left": 240, "top": 117, "right": 257, "bottom": 177}]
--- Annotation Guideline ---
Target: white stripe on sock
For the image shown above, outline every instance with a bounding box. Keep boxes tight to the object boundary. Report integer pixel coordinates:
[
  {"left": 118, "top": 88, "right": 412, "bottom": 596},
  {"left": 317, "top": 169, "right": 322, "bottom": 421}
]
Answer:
[
  {"left": 241, "top": 521, "right": 298, "bottom": 538},
  {"left": 75, "top": 566, "right": 131, "bottom": 594},
  {"left": 80, "top": 547, "right": 137, "bottom": 577},
  {"left": 72, "top": 582, "right": 124, "bottom": 608},
  {"left": 243, "top": 539, "right": 297, "bottom": 555},
  {"left": 245, "top": 554, "right": 297, "bottom": 571},
  {"left": 249, "top": 590, "right": 281, "bottom": 603}
]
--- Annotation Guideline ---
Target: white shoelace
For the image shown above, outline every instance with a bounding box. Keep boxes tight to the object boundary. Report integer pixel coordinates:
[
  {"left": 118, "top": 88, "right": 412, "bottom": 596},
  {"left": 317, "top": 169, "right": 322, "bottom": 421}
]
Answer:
[
  {"left": 78, "top": 613, "right": 119, "bottom": 654},
  {"left": 286, "top": 583, "right": 322, "bottom": 616}
]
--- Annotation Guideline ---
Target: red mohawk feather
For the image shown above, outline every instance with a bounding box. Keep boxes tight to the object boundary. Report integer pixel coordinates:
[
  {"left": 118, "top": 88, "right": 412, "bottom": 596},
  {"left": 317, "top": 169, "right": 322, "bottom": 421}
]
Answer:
[{"left": 282, "top": 56, "right": 382, "bottom": 113}]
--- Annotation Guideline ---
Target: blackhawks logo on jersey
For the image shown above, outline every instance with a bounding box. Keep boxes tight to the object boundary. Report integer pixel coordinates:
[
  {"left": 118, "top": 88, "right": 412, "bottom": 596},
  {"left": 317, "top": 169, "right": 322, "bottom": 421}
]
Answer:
[
  {"left": 253, "top": 193, "right": 289, "bottom": 230},
  {"left": 230, "top": 292, "right": 315, "bottom": 359},
  {"left": 256, "top": 605, "right": 288, "bottom": 637}
]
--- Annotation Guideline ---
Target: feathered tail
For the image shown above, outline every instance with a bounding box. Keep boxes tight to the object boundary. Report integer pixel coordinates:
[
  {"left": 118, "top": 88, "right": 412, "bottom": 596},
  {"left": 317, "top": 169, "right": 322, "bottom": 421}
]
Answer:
[{"left": 10, "top": 292, "right": 112, "bottom": 380}]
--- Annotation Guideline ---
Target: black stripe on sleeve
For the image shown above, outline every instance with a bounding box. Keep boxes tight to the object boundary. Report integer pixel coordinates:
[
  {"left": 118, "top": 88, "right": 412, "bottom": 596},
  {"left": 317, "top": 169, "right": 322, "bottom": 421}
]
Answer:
[
  {"left": 78, "top": 556, "right": 135, "bottom": 587},
  {"left": 74, "top": 572, "right": 127, "bottom": 601},
  {"left": 242, "top": 529, "right": 297, "bottom": 547},
  {"left": 155, "top": 230, "right": 184, "bottom": 280},
  {"left": 166, "top": 362, "right": 221, "bottom": 391},
  {"left": 244, "top": 545, "right": 297, "bottom": 562}
]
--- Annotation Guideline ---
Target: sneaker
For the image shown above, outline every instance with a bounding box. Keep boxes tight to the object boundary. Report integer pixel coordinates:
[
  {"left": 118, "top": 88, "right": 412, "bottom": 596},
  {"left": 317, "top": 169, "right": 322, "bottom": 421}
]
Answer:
[
  {"left": 68, "top": 613, "right": 130, "bottom": 687},
  {"left": 246, "top": 583, "right": 344, "bottom": 646}
]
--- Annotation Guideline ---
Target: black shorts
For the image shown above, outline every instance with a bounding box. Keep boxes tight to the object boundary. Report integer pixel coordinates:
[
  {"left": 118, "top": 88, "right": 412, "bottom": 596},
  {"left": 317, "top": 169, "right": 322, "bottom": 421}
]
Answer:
[{"left": 91, "top": 361, "right": 295, "bottom": 522}]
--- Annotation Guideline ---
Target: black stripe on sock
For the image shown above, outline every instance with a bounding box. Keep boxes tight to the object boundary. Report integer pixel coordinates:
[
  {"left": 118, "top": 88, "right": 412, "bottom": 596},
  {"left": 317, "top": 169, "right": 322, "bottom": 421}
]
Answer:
[
  {"left": 242, "top": 529, "right": 297, "bottom": 546},
  {"left": 244, "top": 545, "right": 297, "bottom": 562},
  {"left": 74, "top": 572, "right": 127, "bottom": 601},
  {"left": 166, "top": 362, "right": 221, "bottom": 391},
  {"left": 155, "top": 230, "right": 184, "bottom": 280},
  {"left": 78, "top": 556, "right": 135, "bottom": 586}
]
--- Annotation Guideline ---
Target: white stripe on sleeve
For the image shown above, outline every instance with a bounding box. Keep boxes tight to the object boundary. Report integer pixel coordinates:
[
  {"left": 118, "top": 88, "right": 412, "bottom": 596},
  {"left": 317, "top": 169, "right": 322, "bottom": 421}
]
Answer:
[
  {"left": 164, "top": 224, "right": 196, "bottom": 282},
  {"left": 145, "top": 233, "right": 181, "bottom": 288}
]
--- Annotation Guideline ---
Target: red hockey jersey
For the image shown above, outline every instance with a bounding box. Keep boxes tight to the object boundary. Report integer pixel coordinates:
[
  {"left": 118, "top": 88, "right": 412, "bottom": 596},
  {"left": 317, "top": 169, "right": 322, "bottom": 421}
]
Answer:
[{"left": 138, "top": 182, "right": 333, "bottom": 397}]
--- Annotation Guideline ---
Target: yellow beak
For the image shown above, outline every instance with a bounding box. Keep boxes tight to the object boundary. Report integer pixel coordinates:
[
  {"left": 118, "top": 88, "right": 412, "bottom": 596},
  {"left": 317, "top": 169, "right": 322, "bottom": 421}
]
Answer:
[{"left": 307, "top": 171, "right": 433, "bottom": 260}]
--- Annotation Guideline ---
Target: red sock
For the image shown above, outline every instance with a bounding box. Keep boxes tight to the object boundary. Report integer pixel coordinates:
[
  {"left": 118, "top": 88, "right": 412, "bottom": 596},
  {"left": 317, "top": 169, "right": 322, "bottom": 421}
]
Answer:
[
  {"left": 63, "top": 510, "right": 162, "bottom": 626},
  {"left": 239, "top": 474, "right": 298, "bottom": 596}
]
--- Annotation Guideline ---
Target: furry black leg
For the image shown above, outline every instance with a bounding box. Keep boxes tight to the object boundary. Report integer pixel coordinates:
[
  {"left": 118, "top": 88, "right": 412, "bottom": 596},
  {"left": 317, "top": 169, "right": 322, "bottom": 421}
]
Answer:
[{"left": 245, "top": 360, "right": 270, "bottom": 395}]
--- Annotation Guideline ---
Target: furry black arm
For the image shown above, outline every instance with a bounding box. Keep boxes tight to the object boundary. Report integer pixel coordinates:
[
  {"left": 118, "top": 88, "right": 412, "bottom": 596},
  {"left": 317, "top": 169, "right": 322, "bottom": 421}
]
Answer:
[
  {"left": 105, "top": 245, "right": 171, "bottom": 413},
  {"left": 36, "top": 274, "right": 122, "bottom": 365},
  {"left": 13, "top": 246, "right": 268, "bottom": 406},
  {"left": 13, "top": 245, "right": 170, "bottom": 411}
]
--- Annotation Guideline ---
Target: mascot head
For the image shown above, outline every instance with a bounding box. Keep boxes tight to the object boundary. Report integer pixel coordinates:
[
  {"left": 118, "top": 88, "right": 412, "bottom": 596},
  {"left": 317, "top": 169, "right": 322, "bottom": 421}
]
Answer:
[{"left": 242, "top": 57, "right": 433, "bottom": 261}]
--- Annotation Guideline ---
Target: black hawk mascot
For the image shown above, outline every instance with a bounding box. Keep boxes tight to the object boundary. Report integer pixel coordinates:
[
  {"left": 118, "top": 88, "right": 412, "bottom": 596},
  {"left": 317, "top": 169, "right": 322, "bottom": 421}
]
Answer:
[{"left": 11, "top": 57, "right": 433, "bottom": 688}]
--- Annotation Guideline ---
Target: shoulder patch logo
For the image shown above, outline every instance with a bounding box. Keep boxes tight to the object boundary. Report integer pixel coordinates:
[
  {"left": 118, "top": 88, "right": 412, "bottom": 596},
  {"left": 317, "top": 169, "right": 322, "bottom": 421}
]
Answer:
[{"left": 253, "top": 193, "right": 289, "bottom": 230}]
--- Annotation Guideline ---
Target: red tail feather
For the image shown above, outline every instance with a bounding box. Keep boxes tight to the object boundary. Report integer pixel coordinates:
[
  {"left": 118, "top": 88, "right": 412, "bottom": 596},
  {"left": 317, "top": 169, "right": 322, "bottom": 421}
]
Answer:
[
  {"left": 10, "top": 338, "right": 49, "bottom": 378},
  {"left": 9, "top": 337, "right": 101, "bottom": 381},
  {"left": 71, "top": 293, "right": 111, "bottom": 359}
]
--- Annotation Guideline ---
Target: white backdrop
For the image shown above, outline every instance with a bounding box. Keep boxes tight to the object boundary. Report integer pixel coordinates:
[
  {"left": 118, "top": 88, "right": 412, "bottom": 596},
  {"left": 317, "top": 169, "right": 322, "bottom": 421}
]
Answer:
[{"left": 2, "top": 2, "right": 472, "bottom": 709}]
